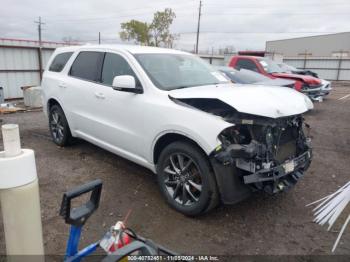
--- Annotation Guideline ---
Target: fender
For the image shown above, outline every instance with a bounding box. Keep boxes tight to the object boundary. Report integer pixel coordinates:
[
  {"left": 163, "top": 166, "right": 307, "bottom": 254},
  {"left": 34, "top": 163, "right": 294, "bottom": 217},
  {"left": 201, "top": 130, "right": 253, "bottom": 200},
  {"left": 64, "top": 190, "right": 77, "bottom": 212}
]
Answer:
[{"left": 151, "top": 129, "right": 215, "bottom": 165}]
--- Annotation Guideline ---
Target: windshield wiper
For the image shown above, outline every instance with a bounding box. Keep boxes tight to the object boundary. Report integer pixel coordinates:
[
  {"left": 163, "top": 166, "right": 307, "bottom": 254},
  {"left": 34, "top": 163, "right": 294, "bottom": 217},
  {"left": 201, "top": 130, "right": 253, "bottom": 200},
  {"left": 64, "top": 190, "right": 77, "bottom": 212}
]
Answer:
[
  {"left": 174, "top": 86, "right": 190, "bottom": 90},
  {"left": 172, "top": 82, "right": 225, "bottom": 90}
]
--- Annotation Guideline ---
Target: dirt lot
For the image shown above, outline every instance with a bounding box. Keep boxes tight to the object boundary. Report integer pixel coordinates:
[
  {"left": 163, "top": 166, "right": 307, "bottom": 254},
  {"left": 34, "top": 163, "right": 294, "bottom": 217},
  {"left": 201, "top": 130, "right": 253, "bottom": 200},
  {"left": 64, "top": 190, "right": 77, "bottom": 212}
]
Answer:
[{"left": 0, "top": 82, "right": 350, "bottom": 256}]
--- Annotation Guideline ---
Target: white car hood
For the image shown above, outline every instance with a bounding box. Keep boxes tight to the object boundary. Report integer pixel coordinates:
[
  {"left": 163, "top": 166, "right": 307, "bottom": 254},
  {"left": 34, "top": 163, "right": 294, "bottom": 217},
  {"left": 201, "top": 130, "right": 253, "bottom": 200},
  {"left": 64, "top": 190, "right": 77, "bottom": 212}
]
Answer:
[{"left": 168, "top": 84, "right": 313, "bottom": 119}]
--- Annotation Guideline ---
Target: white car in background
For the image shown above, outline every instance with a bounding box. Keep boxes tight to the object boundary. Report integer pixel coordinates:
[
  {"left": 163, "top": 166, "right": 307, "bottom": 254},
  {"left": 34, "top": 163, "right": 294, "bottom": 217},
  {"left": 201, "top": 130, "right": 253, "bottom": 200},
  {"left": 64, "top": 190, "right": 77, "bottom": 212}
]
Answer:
[
  {"left": 300, "top": 78, "right": 332, "bottom": 102},
  {"left": 277, "top": 62, "right": 332, "bottom": 101},
  {"left": 42, "top": 45, "right": 313, "bottom": 216},
  {"left": 320, "top": 79, "right": 332, "bottom": 96}
]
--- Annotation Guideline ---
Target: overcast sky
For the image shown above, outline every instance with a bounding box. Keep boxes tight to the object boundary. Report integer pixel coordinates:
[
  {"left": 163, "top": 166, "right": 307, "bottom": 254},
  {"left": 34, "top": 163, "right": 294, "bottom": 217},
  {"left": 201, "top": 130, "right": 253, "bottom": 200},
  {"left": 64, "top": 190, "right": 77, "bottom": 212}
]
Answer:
[{"left": 1, "top": 0, "right": 349, "bottom": 53}]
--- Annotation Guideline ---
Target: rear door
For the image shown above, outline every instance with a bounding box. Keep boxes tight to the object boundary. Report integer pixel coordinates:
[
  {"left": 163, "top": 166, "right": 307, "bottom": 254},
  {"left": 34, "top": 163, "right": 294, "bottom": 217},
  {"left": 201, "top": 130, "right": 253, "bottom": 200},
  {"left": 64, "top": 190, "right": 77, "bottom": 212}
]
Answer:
[
  {"left": 64, "top": 51, "right": 105, "bottom": 136},
  {"left": 42, "top": 51, "right": 73, "bottom": 115}
]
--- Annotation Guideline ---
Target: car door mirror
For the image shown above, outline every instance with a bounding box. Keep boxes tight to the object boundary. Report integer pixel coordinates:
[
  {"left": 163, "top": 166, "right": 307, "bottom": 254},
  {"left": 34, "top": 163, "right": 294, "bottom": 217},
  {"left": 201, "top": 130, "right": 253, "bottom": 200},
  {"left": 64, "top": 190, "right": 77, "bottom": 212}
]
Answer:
[{"left": 112, "top": 75, "right": 142, "bottom": 94}]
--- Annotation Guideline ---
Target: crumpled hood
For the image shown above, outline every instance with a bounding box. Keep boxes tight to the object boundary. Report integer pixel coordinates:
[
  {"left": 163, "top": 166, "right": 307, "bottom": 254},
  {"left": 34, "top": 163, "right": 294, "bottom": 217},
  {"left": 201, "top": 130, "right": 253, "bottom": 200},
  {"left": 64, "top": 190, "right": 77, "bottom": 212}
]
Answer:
[
  {"left": 271, "top": 72, "right": 321, "bottom": 85},
  {"left": 254, "top": 78, "right": 295, "bottom": 87},
  {"left": 168, "top": 84, "right": 313, "bottom": 119}
]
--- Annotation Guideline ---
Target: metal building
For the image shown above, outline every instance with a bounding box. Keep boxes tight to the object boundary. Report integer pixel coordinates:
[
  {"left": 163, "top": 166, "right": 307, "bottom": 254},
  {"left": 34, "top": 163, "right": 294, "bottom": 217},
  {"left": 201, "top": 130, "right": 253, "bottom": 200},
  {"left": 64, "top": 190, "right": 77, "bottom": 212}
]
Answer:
[
  {"left": 0, "top": 38, "right": 72, "bottom": 99},
  {"left": 265, "top": 32, "right": 350, "bottom": 57},
  {"left": 265, "top": 32, "right": 350, "bottom": 80}
]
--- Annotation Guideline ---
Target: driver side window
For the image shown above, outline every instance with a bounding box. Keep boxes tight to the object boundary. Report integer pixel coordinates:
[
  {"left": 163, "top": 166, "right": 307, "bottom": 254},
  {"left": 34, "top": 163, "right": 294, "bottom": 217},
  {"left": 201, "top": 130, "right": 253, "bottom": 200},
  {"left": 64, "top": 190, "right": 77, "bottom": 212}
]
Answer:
[
  {"left": 236, "top": 59, "right": 259, "bottom": 73},
  {"left": 101, "top": 53, "right": 141, "bottom": 87}
]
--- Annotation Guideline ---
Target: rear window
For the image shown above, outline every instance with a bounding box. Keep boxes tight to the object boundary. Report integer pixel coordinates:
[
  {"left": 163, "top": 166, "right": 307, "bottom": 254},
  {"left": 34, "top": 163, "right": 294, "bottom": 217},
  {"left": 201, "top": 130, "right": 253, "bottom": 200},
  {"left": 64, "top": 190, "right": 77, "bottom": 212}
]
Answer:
[
  {"left": 69, "top": 51, "right": 105, "bottom": 82},
  {"left": 49, "top": 52, "right": 73, "bottom": 72}
]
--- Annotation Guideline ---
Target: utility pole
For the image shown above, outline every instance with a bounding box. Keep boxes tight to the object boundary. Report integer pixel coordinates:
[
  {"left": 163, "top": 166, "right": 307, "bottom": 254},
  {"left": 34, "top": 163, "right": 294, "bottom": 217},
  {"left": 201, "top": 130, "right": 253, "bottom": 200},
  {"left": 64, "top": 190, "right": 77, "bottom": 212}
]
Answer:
[
  {"left": 195, "top": 0, "right": 202, "bottom": 54},
  {"left": 299, "top": 49, "right": 311, "bottom": 69},
  {"left": 99, "top": 32, "right": 101, "bottom": 45},
  {"left": 336, "top": 50, "right": 344, "bottom": 81},
  {"left": 34, "top": 17, "right": 45, "bottom": 80}
]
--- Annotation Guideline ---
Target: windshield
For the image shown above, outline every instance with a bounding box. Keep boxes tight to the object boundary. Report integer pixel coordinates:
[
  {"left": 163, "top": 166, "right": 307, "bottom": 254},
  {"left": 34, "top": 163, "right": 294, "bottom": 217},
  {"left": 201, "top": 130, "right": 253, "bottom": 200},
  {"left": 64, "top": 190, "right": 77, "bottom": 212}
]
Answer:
[
  {"left": 222, "top": 68, "right": 270, "bottom": 84},
  {"left": 134, "top": 53, "right": 229, "bottom": 90},
  {"left": 258, "top": 58, "right": 284, "bottom": 73},
  {"left": 278, "top": 63, "right": 297, "bottom": 72}
]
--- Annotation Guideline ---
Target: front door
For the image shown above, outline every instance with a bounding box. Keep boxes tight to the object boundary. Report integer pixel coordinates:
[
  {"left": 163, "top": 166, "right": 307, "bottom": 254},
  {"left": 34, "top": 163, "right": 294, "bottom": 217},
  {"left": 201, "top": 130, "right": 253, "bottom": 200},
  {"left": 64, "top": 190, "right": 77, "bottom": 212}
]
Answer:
[{"left": 90, "top": 52, "right": 147, "bottom": 160}]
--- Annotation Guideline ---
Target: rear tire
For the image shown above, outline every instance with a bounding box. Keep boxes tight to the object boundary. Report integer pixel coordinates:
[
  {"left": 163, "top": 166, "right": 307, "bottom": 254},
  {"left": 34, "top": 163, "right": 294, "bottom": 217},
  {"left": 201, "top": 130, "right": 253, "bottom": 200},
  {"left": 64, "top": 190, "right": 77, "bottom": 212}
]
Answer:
[
  {"left": 49, "top": 104, "right": 72, "bottom": 147},
  {"left": 156, "top": 141, "right": 219, "bottom": 216}
]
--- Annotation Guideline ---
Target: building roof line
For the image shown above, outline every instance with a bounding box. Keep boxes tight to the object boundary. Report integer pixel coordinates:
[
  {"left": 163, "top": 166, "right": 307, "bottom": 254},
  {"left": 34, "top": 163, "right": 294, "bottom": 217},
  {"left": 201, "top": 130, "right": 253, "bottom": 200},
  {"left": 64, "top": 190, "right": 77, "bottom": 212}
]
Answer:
[
  {"left": 266, "top": 31, "right": 350, "bottom": 43},
  {"left": 0, "top": 37, "right": 79, "bottom": 45}
]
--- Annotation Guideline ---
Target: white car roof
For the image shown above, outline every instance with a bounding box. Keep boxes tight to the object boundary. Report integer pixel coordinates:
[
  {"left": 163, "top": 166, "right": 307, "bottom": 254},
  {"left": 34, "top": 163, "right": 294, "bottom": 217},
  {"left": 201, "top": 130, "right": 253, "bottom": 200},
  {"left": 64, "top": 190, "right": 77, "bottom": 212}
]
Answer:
[{"left": 55, "top": 44, "right": 188, "bottom": 55}]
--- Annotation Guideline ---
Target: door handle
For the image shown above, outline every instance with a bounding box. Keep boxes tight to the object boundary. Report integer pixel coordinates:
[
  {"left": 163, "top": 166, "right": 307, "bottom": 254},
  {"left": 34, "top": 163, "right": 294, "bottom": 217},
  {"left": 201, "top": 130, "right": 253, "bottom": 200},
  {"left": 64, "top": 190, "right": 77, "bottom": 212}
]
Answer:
[
  {"left": 59, "top": 83, "right": 67, "bottom": 89},
  {"left": 94, "top": 92, "right": 105, "bottom": 99}
]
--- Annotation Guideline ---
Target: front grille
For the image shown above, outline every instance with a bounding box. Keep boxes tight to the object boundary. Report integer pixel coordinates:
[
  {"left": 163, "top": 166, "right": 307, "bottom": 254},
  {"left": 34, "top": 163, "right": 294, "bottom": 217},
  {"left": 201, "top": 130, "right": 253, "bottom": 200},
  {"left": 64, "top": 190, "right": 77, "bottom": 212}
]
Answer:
[
  {"left": 274, "top": 125, "right": 298, "bottom": 162},
  {"left": 276, "top": 140, "right": 297, "bottom": 163},
  {"left": 249, "top": 118, "right": 299, "bottom": 163},
  {"left": 306, "top": 84, "right": 322, "bottom": 89}
]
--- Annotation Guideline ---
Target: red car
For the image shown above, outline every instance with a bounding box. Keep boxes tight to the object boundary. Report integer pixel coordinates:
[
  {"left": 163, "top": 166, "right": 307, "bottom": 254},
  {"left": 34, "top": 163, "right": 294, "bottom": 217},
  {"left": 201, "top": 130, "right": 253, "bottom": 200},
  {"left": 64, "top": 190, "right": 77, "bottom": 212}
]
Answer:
[{"left": 228, "top": 56, "right": 321, "bottom": 92}]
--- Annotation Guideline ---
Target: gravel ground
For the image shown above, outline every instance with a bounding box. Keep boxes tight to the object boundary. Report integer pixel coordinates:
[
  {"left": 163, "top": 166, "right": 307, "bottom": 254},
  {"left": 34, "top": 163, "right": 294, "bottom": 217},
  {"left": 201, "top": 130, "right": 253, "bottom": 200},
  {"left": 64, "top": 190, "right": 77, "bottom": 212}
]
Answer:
[{"left": 0, "top": 82, "right": 350, "bottom": 257}]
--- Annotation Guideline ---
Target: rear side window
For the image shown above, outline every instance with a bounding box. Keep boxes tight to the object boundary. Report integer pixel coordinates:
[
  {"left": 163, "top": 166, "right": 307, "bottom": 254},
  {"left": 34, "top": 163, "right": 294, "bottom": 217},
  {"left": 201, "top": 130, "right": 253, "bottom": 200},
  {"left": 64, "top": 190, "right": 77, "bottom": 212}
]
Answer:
[
  {"left": 236, "top": 59, "right": 259, "bottom": 72},
  {"left": 101, "top": 53, "right": 140, "bottom": 86},
  {"left": 69, "top": 51, "right": 105, "bottom": 82},
  {"left": 49, "top": 52, "right": 73, "bottom": 72}
]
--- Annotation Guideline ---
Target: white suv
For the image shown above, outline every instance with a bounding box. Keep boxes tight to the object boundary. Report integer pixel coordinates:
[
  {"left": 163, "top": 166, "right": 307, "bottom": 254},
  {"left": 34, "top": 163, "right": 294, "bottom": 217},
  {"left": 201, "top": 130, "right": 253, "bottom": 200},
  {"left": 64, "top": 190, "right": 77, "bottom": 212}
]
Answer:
[{"left": 42, "top": 45, "right": 313, "bottom": 216}]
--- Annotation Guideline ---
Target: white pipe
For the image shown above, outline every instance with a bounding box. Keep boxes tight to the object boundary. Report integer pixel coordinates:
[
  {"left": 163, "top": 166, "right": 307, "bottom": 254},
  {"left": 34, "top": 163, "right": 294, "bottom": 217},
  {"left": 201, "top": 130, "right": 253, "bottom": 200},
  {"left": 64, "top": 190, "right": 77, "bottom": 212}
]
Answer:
[
  {"left": 0, "top": 124, "right": 44, "bottom": 256},
  {"left": 2, "top": 124, "right": 21, "bottom": 157}
]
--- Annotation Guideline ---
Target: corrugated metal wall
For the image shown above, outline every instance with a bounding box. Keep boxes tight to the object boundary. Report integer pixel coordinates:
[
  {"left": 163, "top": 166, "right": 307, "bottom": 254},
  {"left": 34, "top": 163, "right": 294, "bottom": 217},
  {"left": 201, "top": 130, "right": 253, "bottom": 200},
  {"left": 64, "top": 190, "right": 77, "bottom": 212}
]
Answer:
[
  {"left": 0, "top": 38, "right": 72, "bottom": 99},
  {"left": 265, "top": 32, "right": 350, "bottom": 57},
  {"left": 1, "top": 38, "right": 348, "bottom": 99},
  {"left": 283, "top": 57, "right": 350, "bottom": 80},
  {"left": 200, "top": 54, "right": 350, "bottom": 81}
]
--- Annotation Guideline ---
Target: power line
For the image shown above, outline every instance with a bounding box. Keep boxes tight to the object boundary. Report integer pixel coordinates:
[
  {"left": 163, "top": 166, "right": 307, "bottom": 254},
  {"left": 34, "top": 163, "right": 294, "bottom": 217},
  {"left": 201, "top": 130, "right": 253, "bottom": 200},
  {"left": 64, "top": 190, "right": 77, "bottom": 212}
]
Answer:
[
  {"left": 204, "top": 12, "right": 350, "bottom": 15},
  {"left": 77, "top": 30, "right": 346, "bottom": 43},
  {"left": 178, "top": 31, "right": 347, "bottom": 34},
  {"left": 45, "top": 2, "right": 197, "bottom": 22},
  {"left": 46, "top": 12, "right": 197, "bottom": 24},
  {"left": 43, "top": 11, "right": 348, "bottom": 25},
  {"left": 205, "top": 0, "right": 348, "bottom": 3},
  {"left": 204, "top": 2, "right": 350, "bottom": 7}
]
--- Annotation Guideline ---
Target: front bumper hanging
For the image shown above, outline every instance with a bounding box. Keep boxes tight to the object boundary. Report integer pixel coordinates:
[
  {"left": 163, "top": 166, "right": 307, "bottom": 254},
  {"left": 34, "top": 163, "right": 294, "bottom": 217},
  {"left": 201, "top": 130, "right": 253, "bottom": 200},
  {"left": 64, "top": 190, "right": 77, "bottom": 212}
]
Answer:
[
  {"left": 242, "top": 150, "right": 311, "bottom": 184},
  {"left": 303, "top": 82, "right": 332, "bottom": 101},
  {"left": 211, "top": 141, "right": 312, "bottom": 203}
]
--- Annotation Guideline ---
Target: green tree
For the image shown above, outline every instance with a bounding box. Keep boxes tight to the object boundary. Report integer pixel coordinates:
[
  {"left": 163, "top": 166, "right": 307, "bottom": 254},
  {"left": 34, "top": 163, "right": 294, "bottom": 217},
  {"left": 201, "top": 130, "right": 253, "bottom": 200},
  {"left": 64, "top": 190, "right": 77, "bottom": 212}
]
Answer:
[
  {"left": 119, "top": 20, "right": 151, "bottom": 45},
  {"left": 150, "top": 8, "right": 176, "bottom": 47},
  {"left": 119, "top": 8, "right": 177, "bottom": 47}
]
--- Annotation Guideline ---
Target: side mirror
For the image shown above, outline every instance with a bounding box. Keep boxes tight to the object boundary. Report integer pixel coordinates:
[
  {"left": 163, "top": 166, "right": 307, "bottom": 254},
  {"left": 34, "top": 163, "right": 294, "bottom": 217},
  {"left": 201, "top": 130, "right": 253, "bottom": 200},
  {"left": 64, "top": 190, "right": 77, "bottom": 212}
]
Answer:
[{"left": 112, "top": 75, "right": 142, "bottom": 94}]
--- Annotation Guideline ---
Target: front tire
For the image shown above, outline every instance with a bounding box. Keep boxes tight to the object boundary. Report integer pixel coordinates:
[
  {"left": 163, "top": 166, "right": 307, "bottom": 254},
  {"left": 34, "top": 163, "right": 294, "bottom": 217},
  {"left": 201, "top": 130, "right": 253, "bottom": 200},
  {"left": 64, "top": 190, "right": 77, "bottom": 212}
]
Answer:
[
  {"left": 156, "top": 141, "right": 219, "bottom": 216},
  {"left": 49, "top": 104, "right": 72, "bottom": 146}
]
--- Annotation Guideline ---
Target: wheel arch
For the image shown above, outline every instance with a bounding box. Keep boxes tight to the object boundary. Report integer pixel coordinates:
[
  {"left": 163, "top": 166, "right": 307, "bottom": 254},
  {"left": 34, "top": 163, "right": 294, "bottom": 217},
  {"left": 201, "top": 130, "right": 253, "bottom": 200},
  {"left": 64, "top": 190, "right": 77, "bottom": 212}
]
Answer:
[
  {"left": 47, "top": 98, "right": 63, "bottom": 114},
  {"left": 152, "top": 131, "right": 210, "bottom": 166},
  {"left": 46, "top": 97, "right": 75, "bottom": 136}
]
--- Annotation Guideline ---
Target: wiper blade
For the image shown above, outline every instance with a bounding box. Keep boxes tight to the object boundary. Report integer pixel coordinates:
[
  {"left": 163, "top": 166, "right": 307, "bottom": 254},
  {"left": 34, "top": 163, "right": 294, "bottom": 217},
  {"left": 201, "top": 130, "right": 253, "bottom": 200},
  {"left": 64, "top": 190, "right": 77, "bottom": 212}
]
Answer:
[
  {"left": 174, "top": 86, "right": 190, "bottom": 90},
  {"left": 172, "top": 82, "right": 225, "bottom": 90}
]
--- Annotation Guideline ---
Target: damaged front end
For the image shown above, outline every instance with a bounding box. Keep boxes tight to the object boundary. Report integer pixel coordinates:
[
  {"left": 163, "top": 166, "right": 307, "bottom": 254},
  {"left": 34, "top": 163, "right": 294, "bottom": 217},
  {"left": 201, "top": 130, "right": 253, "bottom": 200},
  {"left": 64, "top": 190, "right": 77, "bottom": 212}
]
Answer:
[
  {"left": 170, "top": 94, "right": 312, "bottom": 204},
  {"left": 212, "top": 113, "right": 312, "bottom": 201}
]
